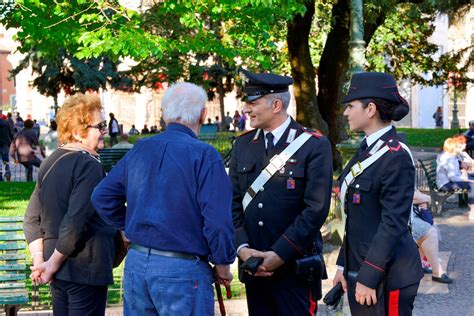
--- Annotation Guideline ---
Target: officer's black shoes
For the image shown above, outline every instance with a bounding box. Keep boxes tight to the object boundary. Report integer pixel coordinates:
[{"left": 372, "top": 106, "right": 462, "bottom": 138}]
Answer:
[{"left": 432, "top": 273, "right": 453, "bottom": 284}]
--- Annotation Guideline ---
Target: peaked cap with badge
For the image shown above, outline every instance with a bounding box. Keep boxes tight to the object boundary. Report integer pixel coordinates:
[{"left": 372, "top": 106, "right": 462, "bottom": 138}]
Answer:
[
  {"left": 241, "top": 69, "right": 293, "bottom": 102},
  {"left": 343, "top": 72, "right": 409, "bottom": 121}
]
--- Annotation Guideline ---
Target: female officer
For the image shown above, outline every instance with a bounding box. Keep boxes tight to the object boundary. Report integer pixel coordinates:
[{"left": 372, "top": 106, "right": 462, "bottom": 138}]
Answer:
[{"left": 333, "top": 72, "right": 423, "bottom": 315}]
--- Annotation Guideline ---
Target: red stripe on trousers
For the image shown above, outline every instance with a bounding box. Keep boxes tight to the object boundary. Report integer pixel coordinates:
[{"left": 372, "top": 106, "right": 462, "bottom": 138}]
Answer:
[
  {"left": 389, "top": 289, "right": 400, "bottom": 316},
  {"left": 309, "top": 289, "right": 317, "bottom": 315}
]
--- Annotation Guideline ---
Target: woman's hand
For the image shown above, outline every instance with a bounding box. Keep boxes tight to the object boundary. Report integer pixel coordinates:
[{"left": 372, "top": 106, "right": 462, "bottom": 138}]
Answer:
[
  {"left": 30, "top": 253, "right": 45, "bottom": 283},
  {"left": 30, "top": 260, "right": 60, "bottom": 284}
]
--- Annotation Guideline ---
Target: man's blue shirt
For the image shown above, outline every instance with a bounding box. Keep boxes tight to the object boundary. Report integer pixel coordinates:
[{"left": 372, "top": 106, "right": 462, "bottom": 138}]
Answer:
[{"left": 91, "top": 123, "right": 236, "bottom": 265}]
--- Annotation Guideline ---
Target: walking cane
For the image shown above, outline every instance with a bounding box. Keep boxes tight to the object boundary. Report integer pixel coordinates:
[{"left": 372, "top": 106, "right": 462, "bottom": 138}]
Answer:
[{"left": 215, "top": 277, "right": 232, "bottom": 315}]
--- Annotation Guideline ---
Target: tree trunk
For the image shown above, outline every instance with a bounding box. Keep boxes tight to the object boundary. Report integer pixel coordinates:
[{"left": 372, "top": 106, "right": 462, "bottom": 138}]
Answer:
[
  {"left": 317, "top": 0, "right": 351, "bottom": 171},
  {"left": 217, "top": 77, "right": 226, "bottom": 131},
  {"left": 317, "top": 0, "right": 388, "bottom": 171},
  {"left": 53, "top": 94, "right": 59, "bottom": 115},
  {"left": 287, "top": 0, "right": 329, "bottom": 135}
]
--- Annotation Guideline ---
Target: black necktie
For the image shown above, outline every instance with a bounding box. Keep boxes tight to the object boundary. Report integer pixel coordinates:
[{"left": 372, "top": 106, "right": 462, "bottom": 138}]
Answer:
[
  {"left": 358, "top": 139, "right": 368, "bottom": 154},
  {"left": 266, "top": 133, "right": 274, "bottom": 154}
]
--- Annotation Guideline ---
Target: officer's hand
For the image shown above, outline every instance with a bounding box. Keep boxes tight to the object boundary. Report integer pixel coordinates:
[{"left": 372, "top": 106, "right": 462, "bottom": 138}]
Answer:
[
  {"left": 355, "top": 282, "right": 377, "bottom": 306},
  {"left": 214, "top": 265, "right": 233, "bottom": 285},
  {"left": 238, "top": 247, "right": 265, "bottom": 262},
  {"left": 256, "top": 251, "right": 284, "bottom": 277},
  {"left": 332, "top": 270, "right": 347, "bottom": 292}
]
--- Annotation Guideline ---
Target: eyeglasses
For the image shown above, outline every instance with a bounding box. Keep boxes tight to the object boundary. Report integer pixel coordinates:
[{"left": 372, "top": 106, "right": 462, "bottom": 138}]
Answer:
[{"left": 86, "top": 121, "right": 107, "bottom": 132}]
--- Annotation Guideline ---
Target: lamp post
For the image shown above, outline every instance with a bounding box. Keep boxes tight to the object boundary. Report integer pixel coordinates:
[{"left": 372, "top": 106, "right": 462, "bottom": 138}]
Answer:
[
  {"left": 449, "top": 73, "right": 460, "bottom": 129},
  {"left": 349, "top": 0, "right": 366, "bottom": 73}
]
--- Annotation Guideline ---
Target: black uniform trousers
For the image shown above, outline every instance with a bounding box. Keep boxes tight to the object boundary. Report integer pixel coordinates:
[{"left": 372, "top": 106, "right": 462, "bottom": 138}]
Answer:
[
  {"left": 245, "top": 274, "right": 319, "bottom": 316},
  {"left": 347, "top": 281, "right": 419, "bottom": 316}
]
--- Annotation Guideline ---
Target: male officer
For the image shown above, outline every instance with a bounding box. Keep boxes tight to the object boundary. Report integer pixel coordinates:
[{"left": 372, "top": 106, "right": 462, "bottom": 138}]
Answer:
[
  {"left": 333, "top": 72, "right": 423, "bottom": 315},
  {"left": 229, "top": 69, "right": 333, "bottom": 315}
]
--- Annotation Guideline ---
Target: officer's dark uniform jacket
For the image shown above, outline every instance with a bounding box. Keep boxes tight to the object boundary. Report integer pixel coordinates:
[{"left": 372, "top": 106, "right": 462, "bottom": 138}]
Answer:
[
  {"left": 229, "top": 118, "right": 333, "bottom": 295},
  {"left": 336, "top": 127, "right": 423, "bottom": 291}
]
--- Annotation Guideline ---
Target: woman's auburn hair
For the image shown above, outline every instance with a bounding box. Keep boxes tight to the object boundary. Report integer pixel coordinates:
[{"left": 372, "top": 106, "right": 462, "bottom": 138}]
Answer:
[{"left": 56, "top": 94, "right": 103, "bottom": 144}]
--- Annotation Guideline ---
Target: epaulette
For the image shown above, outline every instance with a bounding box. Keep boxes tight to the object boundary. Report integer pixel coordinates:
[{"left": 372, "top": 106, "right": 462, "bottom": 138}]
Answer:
[
  {"left": 302, "top": 126, "right": 322, "bottom": 138},
  {"left": 238, "top": 128, "right": 256, "bottom": 137},
  {"left": 386, "top": 139, "right": 401, "bottom": 152}
]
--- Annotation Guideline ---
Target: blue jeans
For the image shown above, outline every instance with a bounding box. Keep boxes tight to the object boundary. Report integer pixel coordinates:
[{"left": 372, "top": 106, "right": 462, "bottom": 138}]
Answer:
[
  {"left": 0, "top": 145, "right": 10, "bottom": 181},
  {"left": 123, "top": 248, "right": 214, "bottom": 316}
]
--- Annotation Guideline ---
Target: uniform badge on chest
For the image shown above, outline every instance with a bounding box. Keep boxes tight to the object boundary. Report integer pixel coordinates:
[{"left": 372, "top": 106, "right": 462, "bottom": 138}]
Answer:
[
  {"left": 287, "top": 171, "right": 295, "bottom": 190},
  {"left": 353, "top": 192, "right": 361, "bottom": 204}
]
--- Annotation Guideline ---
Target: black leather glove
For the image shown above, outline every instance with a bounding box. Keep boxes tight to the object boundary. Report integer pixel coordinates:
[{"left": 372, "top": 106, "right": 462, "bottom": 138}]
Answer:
[
  {"left": 241, "top": 257, "right": 264, "bottom": 275},
  {"left": 323, "top": 282, "right": 344, "bottom": 308}
]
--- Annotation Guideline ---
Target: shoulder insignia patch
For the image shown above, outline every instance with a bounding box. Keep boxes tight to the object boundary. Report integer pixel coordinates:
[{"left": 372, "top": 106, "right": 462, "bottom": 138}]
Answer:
[
  {"left": 387, "top": 139, "right": 401, "bottom": 152},
  {"left": 238, "top": 128, "right": 256, "bottom": 137},
  {"left": 302, "top": 127, "right": 322, "bottom": 138}
]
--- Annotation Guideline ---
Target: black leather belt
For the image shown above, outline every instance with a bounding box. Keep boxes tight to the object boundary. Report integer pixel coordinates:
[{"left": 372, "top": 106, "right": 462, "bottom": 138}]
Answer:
[{"left": 130, "top": 244, "right": 207, "bottom": 261}]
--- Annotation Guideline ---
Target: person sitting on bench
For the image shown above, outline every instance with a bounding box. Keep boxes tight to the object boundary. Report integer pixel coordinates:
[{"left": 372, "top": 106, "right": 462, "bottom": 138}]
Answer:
[{"left": 436, "top": 137, "right": 474, "bottom": 220}]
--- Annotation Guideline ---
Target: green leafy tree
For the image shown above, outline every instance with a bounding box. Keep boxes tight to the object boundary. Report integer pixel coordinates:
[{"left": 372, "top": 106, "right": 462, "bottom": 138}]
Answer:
[{"left": 2, "top": 0, "right": 472, "bottom": 169}]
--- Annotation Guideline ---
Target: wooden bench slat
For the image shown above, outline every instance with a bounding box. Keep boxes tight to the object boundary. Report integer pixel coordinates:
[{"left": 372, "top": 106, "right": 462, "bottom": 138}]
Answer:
[
  {"left": 0, "top": 224, "right": 23, "bottom": 231},
  {"left": 0, "top": 273, "right": 26, "bottom": 281},
  {"left": 0, "top": 242, "right": 26, "bottom": 250},
  {"left": 0, "top": 217, "right": 24, "bottom": 223},
  {"left": 0, "top": 292, "right": 29, "bottom": 304},
  {"left": 0, "top": 253, "right": 26, "bottom": 261},
  {"left": 98, "top": 148, "right": 130, "bottom": 172},
  {"left": 0, "top": 264, "right": 26, "bottom": 270},
  {"left": 0, "top": 234, "right": 25, "bottom": 241},
  {"left": 0, "top": 282, "right": 26, "bottom": 289}
]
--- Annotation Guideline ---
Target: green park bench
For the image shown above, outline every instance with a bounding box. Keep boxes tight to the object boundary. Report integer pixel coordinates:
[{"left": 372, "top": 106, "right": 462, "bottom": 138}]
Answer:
[
  {"left": 98, "top": 148, "right": 130, "bottom": 173},
  {"left": 418, "top": 158, "right": 468, "bottom": 215},
  {"left": 199, "top": 124, "right": 218, "bottom": 141},
  {"left": 0, "top": 217, "right": 29, "bottom": 316}
]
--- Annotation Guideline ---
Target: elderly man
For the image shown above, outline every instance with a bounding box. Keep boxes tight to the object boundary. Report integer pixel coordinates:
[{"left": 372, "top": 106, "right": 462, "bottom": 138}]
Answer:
[
  {"left": 229, "top": 70, "right": 333, "bottom": 315},
  {"left": 92, "top": 82, "right": 236, "bottom": 315}
]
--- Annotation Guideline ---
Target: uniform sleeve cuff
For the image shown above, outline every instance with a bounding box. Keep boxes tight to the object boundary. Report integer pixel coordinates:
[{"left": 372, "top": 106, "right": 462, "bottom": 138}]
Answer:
[
  {"left": 235, "top": 227, "right": 249, "bottom": 249},
  {"left": 357, "top": 260, "right": 385, "bottom": 289},
  {"left": 271, "top": 234, "right": 304, "bottom": 262},
  {"left": 336, "top": 248, "right": 344, "bottom": 266},
  {"left": 237, "top": 244, "right": 249, "bottom": 255}
]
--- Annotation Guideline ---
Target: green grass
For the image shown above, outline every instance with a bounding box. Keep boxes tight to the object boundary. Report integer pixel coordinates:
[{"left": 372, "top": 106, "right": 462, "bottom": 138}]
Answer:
[
  {"left": 398, "top": 127, "right": 467, "bottom": 148},
  {"left": 0, "top": 182, "right": 35, "bottom": 217}
]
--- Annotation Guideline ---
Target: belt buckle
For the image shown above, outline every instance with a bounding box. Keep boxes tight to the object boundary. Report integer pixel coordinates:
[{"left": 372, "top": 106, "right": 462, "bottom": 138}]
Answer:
[
  {"left": 350, "top": 162, "right": 363, "bottom": 177},
  {"left": 268, "top": 155, "right": 285, "bottom": 174}
]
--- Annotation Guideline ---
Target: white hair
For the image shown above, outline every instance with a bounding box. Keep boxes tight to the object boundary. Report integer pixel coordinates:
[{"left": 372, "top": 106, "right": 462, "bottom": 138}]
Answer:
[
  {"left": 161, "top": 82, "right": 207, "bottom": 124},
  {"left": 265, "top": 91, "right": 291, "bottom": 110}
]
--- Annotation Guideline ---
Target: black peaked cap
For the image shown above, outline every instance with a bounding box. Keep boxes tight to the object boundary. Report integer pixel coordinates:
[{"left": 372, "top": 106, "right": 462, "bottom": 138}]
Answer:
[
  {"left": 241, "top": 69, "right": 293, "bottom": 102},
  {"left": 342, "top": 72, "right": 409, "bottom": 121}
]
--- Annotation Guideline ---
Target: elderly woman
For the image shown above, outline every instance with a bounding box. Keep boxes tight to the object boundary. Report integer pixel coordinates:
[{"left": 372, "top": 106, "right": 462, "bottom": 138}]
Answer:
[
  {"left": 24, "top": 94, "right": 117, "bottom": 315},
  {"left": 437, "top": 137, "right": 474, "bottom": 220}
]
